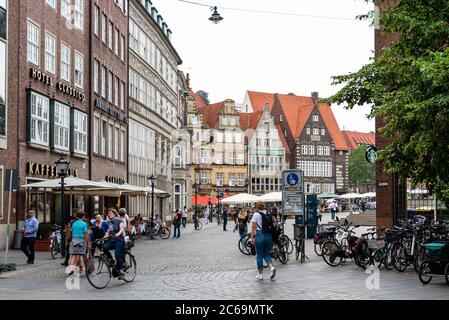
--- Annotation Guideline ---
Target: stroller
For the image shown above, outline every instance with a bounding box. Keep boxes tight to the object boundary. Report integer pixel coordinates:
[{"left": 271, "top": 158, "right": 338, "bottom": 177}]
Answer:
[{"left": 418, "top": 242, "right": 449, "bottom": 285}]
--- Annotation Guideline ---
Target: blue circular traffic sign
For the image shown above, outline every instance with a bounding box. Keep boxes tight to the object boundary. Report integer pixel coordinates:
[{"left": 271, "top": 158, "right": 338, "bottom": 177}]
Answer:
[{"left": 286, "top": 173, "right": 299, "bottom": 186}]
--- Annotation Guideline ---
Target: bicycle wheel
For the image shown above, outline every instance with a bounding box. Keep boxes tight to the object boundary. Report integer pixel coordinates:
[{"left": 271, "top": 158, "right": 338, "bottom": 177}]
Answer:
[
  {"left": 322, "top": 240, "right": 342, "bottom": 267},
  {"left": 122, "top": 252, "right": 137, "bottom": 283},
  {"left": 418, "top": 261, "right": 432, "bottom": 285},
  {"left": 278, "top": 245, "right": 288, "bottom": 264},
  {"left": 295, "top": 238, "right": 301, "bottom": 261},
  {"left": 383, "top": 244, "right": 395, "bottom": 270},
  {"left": 238, "top": 236, "right": 250, "bottom": 255},
  {"left": 354, "top": 240, "right": 370, "bottom": 269},
  {"left": 314, "top": 242, "right": 323, "bottom": 257},
  {"left": 445, "top": 262, "right": 449, "bottom": 285},
  {"left": 50, "top": 239, "right": 60, "bottom": 260},
  {"left": 280, "top": 235, "right": 294, "bottom": 255},
  {"left": 86, "top": 256, "right": 112, "bottom": 289},
  {"left": 158, "top": 227, "right": 171, "bottom": 239},
  {"left": 414, "top": 245, "right": 426, "bottom": 273},
  {"left": 392, "top": 242, "right": 408, "bottom": 272}
]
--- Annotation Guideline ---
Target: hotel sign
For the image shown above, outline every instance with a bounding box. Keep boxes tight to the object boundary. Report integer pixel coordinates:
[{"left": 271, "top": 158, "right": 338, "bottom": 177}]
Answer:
[
  {"left": 56, "top": 82, "right": 85, "bottom": 101},
  {"left": 30, "top": 68, "right": 52, "bottom": 86},
  {"left": 29, "top": 67, "right": 85, "bottom": 101},
  {"left": 26, "top": 162, "right": 79, "bottom": 178}
]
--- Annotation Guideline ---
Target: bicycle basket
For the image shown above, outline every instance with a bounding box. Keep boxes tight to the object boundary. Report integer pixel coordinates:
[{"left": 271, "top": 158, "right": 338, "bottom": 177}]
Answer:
[
  {"left": 423, "top": 243, "right": 449, "bottom": 262},
  {"left": 367, "top": 239, "right": 385, "bottom": 249}
]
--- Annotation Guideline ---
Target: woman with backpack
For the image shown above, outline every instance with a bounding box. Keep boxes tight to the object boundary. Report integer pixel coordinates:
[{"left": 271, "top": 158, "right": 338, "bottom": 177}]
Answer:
[{"left": 249, "top": 202, "right": 276, "bottom": 280}]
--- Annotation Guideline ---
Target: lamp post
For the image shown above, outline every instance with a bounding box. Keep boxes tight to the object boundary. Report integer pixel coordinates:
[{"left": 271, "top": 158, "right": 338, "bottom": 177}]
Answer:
[
  {"left": 55, "top": 154, "right": 70, "bottom": 257},
  {"left": 148, "top": 174, "right": 157, "bottom": 228}
]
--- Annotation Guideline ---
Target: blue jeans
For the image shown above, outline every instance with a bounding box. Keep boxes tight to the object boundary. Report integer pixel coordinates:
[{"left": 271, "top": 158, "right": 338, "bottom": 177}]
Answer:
[
  {"left": 239, "top": 229, "right": 247, "bottom": 248},
  {"left": 103, "top": 240, "right": 125, "bottom": 270},
  {"left": 255, "top": 231, "right": 273, "bottom": 271},
  {"left": 173, "top": 223, "right": 181, "bottom": 238}
]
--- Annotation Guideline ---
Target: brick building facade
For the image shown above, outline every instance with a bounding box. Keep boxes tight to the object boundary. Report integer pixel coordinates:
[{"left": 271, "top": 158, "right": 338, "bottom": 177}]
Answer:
[
  {"left": 90, "top": 0, "right": 129, "bottom": 213},
  {"left": 375, "top": 0, "right": 404, "bottom": 227},
  {"left": 0, "top": 0, "right": 91, "bottom": 249}
]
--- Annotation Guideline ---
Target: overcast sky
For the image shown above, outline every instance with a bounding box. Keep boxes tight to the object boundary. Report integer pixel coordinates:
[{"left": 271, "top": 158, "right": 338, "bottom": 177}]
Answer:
[{"left": 153, "top": 0, "right": 375, "bottom": 133}]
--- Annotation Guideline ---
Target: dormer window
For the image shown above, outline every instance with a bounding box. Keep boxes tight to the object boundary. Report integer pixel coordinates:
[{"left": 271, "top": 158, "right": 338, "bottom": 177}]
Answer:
[
  {"left": 313, "top": 115, "right": 319, "bottom": 122},
  {"left": 306, "top": 128, "right": 310, "bottom": 135}
]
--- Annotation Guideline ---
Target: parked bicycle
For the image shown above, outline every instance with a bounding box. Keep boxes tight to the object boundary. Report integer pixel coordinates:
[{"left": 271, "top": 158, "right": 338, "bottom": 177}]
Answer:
[
  {"left": 86, "top": 236, "right": 137, "bottom": 289},
  {"left": 146, "top": 223, "right": 171, "bottom": 240},
  {"left": 295, "top": 224, "right": 309, "bottom": 263},
  {"left": 321, "top": 222, "right": 362, "bottom": 267},
  {"left": 50, "top": 225, "right": 63, "bottom": 260}
]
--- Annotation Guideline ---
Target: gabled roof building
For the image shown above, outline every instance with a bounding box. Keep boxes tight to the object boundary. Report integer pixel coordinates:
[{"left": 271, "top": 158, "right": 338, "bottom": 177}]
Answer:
[{"left": 272, "top": 92, "right": 350, "bottom": 194}]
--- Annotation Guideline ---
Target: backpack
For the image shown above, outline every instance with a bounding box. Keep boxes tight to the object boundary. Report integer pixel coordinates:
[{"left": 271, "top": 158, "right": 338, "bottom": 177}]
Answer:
[{"left": 259, "top": 211, "right": 274, "bottom": 234}]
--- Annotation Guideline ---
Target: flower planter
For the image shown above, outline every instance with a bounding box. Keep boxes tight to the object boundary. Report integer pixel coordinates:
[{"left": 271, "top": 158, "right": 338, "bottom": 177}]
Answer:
[{"left": 34, "top": 239, "right": 51, "bottom": 252}]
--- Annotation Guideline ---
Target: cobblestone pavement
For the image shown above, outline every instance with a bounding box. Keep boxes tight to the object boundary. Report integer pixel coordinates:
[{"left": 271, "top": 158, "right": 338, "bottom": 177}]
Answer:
[{"left": 0, "top": 219, "right": 448, "bottom": 300}]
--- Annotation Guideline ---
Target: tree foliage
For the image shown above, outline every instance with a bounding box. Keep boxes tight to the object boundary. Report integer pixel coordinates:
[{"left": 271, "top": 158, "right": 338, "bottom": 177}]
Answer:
[
  {"left": 348, "top": 146, "right": 376, "bottom": 191},
  {"left": 324, "top": 0, "right": 449, "bottom": 203}
]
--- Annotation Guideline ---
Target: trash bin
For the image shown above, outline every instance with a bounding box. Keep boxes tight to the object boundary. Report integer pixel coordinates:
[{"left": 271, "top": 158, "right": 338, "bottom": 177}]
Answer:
[
  {"left": 293, "top": 224, "right": 306, "bottom": 240},
  {"left": 12, "top": 230, "right": 23, "bottom": 249}
]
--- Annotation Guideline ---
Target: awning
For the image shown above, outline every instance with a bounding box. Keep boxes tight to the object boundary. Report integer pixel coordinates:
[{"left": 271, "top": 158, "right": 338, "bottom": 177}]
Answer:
[
  {"left": 22, "top": 178, "right": 170, "bottom": 197},
  {"left": 191, "top": 194, "right": 231, "bottom": 206},
  {"left": 221, "top": 193, "right": 260, "bottom": 204}
]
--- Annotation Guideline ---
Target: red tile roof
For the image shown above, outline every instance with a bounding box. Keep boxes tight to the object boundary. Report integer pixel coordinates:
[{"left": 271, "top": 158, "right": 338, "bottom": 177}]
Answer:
[
  {"left": 199, "top": 102, "right": 225, "bottom": 128},
  {"left": 341, "top": 131, "right": 375, "bottom": 150},
  {"left": 275, "top": 93, "right": 350, "bottom": 151},
  {"left": 190, "top": 90, "right": 207, "bottom": 109},
  {"left": 247, "top": 91, "right": 276, "bottom": 112},
  {"left": 239, "top": 111, "right": 263, "bottom": 131}
]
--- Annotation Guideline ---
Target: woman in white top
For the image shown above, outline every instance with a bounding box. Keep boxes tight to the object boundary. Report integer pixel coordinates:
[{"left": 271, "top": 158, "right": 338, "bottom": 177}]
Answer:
[
  {"left": 249, "top": 202, "right": 276, "bottom": 280},
  {"left": 181, "top": 207, "right": 188, "bottom": 228}
]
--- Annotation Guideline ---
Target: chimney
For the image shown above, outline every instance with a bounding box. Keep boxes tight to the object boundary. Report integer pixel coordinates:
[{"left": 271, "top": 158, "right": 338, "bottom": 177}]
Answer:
[
  {"left": 151, "top": 7, "right": 158, "bottom": 19},
  {"left": 311, "top": 92, "right": 319, "bottom": 104},
  {"left": 167, "top": 29, "right": 172, "bottom": 41},
  {"left": 263, "top": 103, "right": 270, "bottom": 113},
  {"left": 157, "top": 14, "right": 163, "bottom": 27}
]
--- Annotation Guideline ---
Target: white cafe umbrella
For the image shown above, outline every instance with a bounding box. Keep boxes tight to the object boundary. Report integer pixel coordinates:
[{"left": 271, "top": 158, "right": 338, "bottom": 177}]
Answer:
[
  {"left": 339, "top": 193, "right": 363, "bottom": 199},
  {"left": 258, "top": 192, "right": 282, "bottom": 203},
  {"left": 221, "top": 193, "right": 260, "bottom": 204},
  {"left": 360, "top": 192, "right": 376, "bottom": 198}
]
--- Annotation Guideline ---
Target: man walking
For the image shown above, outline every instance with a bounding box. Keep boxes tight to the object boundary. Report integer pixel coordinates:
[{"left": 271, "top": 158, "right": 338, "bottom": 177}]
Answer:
[
  {"left": 222, "top": 205, "right": 228, "bottom": 231},
  {"left": 21, "top": 209, "right": 39, "bottom": 264}
]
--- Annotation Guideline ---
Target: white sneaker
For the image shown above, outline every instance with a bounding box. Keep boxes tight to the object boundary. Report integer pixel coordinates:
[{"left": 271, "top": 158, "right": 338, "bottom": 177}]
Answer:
[
  {"left": 269, "top": 267, "right": 276, "bottom": 280},
  {"left": 256, "top": 273, "right": 263, "bottom": 280}
]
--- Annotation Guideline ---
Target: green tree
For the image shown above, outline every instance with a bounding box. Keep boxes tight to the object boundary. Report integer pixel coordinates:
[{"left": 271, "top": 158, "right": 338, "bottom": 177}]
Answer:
[
  {"left": 348, "top": 146, "right": 376, "bottom": 192},
  {"left": 325, "top": 0, "right": 449, "bottom": 204}
]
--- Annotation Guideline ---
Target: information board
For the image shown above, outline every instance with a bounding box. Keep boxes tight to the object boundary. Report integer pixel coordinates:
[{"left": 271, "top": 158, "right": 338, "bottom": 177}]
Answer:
[{"left": 282, "top": 170, "right": 305, "bottom": 216}]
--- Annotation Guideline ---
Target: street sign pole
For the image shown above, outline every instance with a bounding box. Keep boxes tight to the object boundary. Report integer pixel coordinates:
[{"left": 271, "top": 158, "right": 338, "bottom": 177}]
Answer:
[{"left": 4, "top": 171, "right": 13, "bottom": 264}]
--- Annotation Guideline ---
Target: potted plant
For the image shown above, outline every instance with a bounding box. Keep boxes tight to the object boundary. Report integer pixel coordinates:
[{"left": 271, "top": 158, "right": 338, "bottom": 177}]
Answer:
[{"left": 35, "top": 222, "right": 53, "bottom": 252}]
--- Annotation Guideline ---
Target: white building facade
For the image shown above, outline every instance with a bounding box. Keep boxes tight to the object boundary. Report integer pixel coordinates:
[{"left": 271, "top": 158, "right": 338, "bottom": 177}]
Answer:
[{"left": 128, "top": 0, "right": 182, "bottom": 219}]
